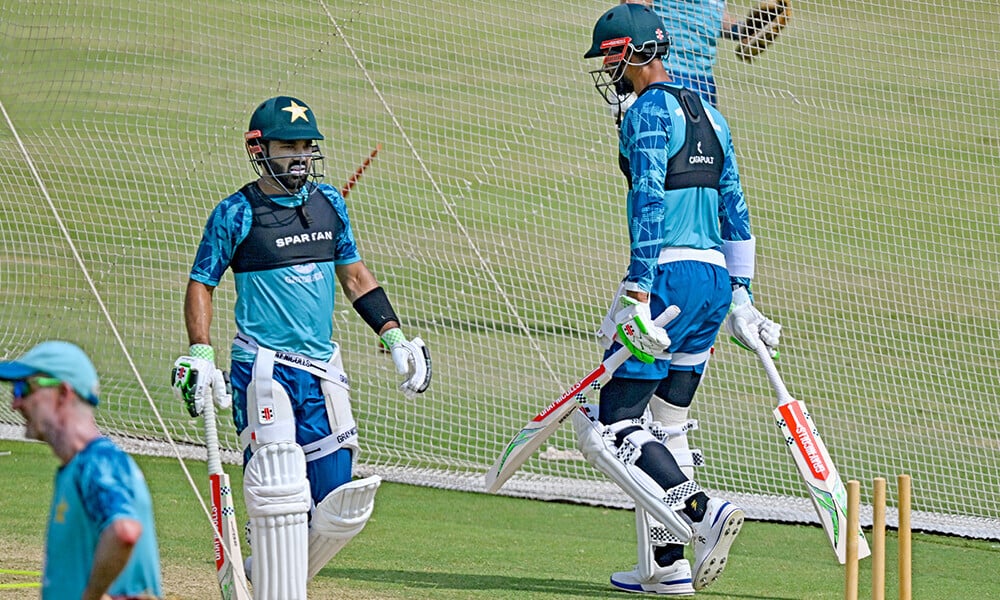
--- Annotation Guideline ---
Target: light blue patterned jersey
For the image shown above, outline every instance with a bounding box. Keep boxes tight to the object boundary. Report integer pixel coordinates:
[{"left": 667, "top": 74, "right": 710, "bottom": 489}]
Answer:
[
  {"left": 44, "top": 437, "right": 162, "bottom": 599},
  {"left": 618, "top": 81, "right": 751, "bottom": 293},
  {"left": 189, "top": 182, "right": 362, "bottom": 362},
  {"left": 655, "top": 0, "right": 725, "bottom": 80}
]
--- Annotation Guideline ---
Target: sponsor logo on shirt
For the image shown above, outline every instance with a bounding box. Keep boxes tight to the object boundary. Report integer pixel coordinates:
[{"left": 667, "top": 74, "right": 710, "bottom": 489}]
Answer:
[
  {"left": 689, "top": 140, "right": 715, "bottom": 165},
  {"left": 275, "top": 231, "right": 334, "bottom": 248},
  {"left": 284, "top": 262, "right": 325, "bottom": 284}
]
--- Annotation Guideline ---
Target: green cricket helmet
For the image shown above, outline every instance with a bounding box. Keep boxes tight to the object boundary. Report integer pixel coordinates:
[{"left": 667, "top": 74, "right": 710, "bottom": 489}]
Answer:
[
  {"left": 246, "top": 96, "right": 325, "bottom": 141},
  {"left": 244, "top": 96, "right": 326, "bottom": 192},
  {"left": 585, "top": 4, "right": 671, "bottom": 106}
]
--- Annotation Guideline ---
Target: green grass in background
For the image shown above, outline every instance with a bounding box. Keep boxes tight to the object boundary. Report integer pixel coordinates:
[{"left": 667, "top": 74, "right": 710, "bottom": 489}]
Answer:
[{"left": 1, "top": 439, "right": 998, "bottom": 599}]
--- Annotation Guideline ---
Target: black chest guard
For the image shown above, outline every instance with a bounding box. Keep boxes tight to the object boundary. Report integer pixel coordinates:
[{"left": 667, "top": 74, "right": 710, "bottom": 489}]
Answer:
[
  {"left": 617, "top": 83, "right": 724, "bottom": 192},
  {"left": 230, "top": 183, "right": 344, "bottom": 274}
]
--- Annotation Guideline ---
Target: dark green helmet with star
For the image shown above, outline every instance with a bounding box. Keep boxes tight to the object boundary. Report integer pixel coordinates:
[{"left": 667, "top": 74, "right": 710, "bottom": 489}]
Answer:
[
  {"left": 246, "top": 96, "right": 325, "bottom": 141},
  {"left": 244, "top": 96, "right": 326, "bottom": 193},
  {"left": 584, "top": 3, "right": 670, "bottom": 60}
]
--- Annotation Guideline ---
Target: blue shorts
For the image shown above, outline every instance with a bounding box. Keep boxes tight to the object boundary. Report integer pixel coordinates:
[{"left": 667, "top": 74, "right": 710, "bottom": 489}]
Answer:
[
  {"left": 230, "top": 360, "right": 353, "bottom": 505},
  {"left": 608, "top": 260, "right": 732, "bottom": 381}
]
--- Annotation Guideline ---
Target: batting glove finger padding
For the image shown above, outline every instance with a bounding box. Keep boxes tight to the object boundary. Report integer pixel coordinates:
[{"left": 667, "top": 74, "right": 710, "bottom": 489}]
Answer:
[
  {"left": 382, "top": 330, "right": 432, "bottom": 399},
  {"left": 725, "top": 287, "right": 781, "bottom": 357},
  {"left": 614, "top": 296, "right": 675, "bottom": 364},
  {"left": 171, "top": 355, "right": 216, "bottom": 417},
  {"left": 211, "top": 368, "right": 233, "bottom": 410}
]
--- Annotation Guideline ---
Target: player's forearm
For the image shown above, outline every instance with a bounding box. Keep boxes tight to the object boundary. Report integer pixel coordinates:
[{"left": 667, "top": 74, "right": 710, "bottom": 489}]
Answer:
[
  {"left": 82, "top": 520, "right": 141, "bottom": 600},
  {"left": 184, "top": 279, "right": 215, "bottom": 346}
]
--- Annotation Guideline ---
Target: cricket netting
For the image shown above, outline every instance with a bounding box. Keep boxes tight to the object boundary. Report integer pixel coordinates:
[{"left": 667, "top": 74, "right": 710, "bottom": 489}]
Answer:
[{"left": 1, "top": 0, "right": 997, "bottom": 540}]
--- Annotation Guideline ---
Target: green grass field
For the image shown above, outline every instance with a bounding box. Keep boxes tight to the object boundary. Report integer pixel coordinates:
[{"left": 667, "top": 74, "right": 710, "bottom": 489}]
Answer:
[
  {"left": 1, "top": 2, "right": 998, "bottom": 592},
  {"left": 2, "top": 438, "right": 999, "bottom": 599}
]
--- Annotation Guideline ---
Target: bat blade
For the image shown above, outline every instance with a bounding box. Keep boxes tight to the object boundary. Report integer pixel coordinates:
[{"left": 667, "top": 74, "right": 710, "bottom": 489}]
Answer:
[
  {"left": 485, "top": 361, "right": 612, "bottom": 493},
  {"left": 486, "top": 306, "right": 680, "bottom": 493},
  {"left": 756, "top": 345, "right": 870, "bottom": 564},
  {"left": 210, "top": 471, "right": 251, "bottom": 600}
]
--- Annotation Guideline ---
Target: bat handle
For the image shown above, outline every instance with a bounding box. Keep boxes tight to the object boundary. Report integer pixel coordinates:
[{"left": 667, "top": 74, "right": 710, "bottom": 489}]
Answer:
[
  {"left": 203, "top": 400, "right": 224, "bottom": 475},
  {"left": 753, "top": 343, "right": 795, "bottom": 405}
]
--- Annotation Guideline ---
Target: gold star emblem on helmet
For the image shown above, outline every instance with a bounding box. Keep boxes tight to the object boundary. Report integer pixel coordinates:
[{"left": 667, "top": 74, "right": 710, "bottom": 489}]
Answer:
[{"left": 282, "top": 100, "right": 310, "bottom": 123}]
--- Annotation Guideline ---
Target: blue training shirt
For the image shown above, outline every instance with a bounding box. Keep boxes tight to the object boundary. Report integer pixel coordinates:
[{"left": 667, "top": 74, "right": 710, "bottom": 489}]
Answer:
[
  {"left": 652, "top": 0, "right": 726, "bottom": 105},
  {"left": 618, "top": 81, "right": 752, "bottom": 293},
  {"left": 655, "top": 0, "right": 725, "bottom": 81},
  {"left": 44, "top": 437, "right": 162, "bottom": 599},
  {"left": 189, "top": 182, "right": 362, "bottom": 362}
]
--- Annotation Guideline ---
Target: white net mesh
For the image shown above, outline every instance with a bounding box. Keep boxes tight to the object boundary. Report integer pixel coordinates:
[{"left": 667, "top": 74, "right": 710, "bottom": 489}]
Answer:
[{"left": 1, "top": 0, "right": 997, "bottom": 539}]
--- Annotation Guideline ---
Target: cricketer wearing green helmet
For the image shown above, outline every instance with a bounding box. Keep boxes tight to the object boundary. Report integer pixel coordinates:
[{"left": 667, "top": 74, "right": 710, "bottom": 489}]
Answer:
[
  {"left": 585, "top": 3, "right": 671, "bottom": 107},
  {"left": 245, "top": 95, "right": 326, "bottom": 195}
]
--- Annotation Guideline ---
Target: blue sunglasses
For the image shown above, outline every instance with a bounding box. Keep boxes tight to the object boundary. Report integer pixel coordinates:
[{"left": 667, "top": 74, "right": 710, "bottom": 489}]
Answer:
[{"left": 11, "top": 376, "right": 61, "bottom": 401}]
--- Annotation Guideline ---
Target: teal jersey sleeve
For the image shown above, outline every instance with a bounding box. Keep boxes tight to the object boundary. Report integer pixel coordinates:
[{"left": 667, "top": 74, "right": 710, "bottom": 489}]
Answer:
[
  {"left": 44, "top": 438, "right": 162, "bottom": 599},
  {"left": 189, "top": 190, "right": 254, "bottom": 287}
]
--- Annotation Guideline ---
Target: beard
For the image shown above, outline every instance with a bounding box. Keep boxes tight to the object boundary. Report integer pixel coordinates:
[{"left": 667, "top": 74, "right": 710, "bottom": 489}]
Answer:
[
  {"left": 275, "top": 170, "right": 308, "bottom": 192},
  {"left": 269, "top": 159, "right": 309, "bottom": 193}
]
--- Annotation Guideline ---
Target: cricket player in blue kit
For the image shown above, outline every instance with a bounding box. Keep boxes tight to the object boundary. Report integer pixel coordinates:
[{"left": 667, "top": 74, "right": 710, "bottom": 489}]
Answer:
[
  {"left": 612, "top": 0, "right": 741, "bottom": 116},
  {"left": 576, "top": 4, "right": 781, "bottom": 595},
  {"left": 173, "top": 96, "right": 431, "bottom": 600},
  {"left": 1, "top": 341, "right": 162, "bottom": 600}
]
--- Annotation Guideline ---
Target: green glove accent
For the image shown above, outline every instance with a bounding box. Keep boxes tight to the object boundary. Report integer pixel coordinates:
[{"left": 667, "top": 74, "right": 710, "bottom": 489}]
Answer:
[
  {"left": 620, "top": 334, "right": 655, "bottom": 364},
  {"left": 615, "top": 296, "right": 656, "bottom": 364},
  {"left": 189, "top": 343, "right": 214, "bottom": 362},
  {"left": 380, "top": 328, "right": 406, "bottom": 349}
]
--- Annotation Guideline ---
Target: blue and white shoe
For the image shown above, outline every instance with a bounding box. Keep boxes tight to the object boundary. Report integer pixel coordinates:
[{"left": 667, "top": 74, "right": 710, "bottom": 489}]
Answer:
[
  {"left": 691, "top": 498, "right": 744, "bottom": 590},
  {"left": 610, "top": 559, "right": 695, "bottom": 596}
]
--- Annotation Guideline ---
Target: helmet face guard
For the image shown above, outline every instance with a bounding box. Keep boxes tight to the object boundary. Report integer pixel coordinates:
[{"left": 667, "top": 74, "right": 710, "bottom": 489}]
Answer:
[
  {"left": 245, "top": 130, "right": 326, "bottom": 193},
  {"left": 589, "top": 36, "right": 634, "bottom": 106},
  {"left": 585, "top": 4, "right": 670, "bottom": 106},
  {"left": 244, "top": 96, "right": 326, "bottom": 194},
  {"left": 588, "top": 37, "right": 662, "bottom": 106}
]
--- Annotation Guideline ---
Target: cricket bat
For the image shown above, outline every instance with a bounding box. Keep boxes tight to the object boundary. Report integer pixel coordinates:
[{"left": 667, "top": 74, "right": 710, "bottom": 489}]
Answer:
[
  {"left": 485, "top": 306, "right": 679, "bottom": 493},
  {"left": 202, "top": 400, "right": 252, "bottom": 600},
  {"left": 753, "top": 343, "right": 871, "bottom": 564},
  {"left": 341, "top": 144, "right": 381, "bottom": 198}
]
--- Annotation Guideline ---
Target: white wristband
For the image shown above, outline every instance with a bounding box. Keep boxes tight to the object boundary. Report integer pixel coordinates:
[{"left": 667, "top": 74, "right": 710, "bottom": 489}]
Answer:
[{"left": 722, "top": 236, "right": 756, "bottom": 279}]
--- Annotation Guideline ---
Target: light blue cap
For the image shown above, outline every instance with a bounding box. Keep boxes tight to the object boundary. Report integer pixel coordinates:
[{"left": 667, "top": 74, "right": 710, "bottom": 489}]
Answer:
[{"left": 0, "top": 341, "right": 100, "bottom": 405}]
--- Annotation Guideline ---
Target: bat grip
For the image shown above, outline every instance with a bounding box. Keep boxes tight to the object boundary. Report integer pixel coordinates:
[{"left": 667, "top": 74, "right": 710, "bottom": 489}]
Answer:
[
  {"left": 203, "top": 400, "right": 224, "bottom": 475},
  {"left": 595, "top": 305, "right": 680, "bottom": 384},
  {"left": 753, "top": 343, "right": 795, "bottom": 405}
]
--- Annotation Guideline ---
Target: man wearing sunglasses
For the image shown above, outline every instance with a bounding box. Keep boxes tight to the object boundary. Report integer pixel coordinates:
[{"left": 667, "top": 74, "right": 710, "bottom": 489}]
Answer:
[{"left": 1, "top": 341, "right": 162, "bottom": 600}]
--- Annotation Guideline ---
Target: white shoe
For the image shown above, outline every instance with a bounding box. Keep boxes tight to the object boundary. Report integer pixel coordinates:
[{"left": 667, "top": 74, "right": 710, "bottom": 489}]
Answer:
[
  {"left": 691, "top": 498, "right": 744, "bottom": 590},
  {"left": 610, "top": 559, "right": 695, "bottom": 595}
]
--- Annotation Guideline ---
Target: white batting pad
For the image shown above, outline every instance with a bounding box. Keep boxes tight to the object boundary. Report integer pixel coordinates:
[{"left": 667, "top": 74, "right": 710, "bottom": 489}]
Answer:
[
  {"left": 572, "top": 410, "right": 693, "bottom": 542},
  {"left": 635, "top": 507, "right": 687, "bottom": 580},
  {"left": 307, "top": 475, "right": 382, "bottom": 580},
  {"left": 244, "top": 441, "right": 311, "bottom": 600},
  {"left": 648, "top": 400, "right": 703, "bottom": 479}
]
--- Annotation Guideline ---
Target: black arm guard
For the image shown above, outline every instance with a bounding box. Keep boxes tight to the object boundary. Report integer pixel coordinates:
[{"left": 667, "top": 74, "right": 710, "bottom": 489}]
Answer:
[{"left": 353, "top": 287, "right": 399, "bottom": 334}]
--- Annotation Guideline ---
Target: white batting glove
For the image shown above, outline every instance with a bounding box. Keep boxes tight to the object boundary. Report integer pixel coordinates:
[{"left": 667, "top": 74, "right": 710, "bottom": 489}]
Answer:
[
  {"left": 171, "top": 344, "right": 232, "bottom": 417},
  {"left": 725, "top": 286, "right": 781, "bottom": 357},
  {"left": 614, "top": 296, "right": 674, "bottom": 364},
  {"left": 380, "top": 329, "right": 432, "bottom": 399}
]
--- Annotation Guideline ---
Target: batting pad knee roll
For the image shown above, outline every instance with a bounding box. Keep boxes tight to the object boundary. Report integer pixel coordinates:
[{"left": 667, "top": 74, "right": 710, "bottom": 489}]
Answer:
[
  {"left": 307, "top": 475, "right": 381, "bottom": 580},
  {"left": 571, "top": 410, "right": 693, "bottom": 543}
]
